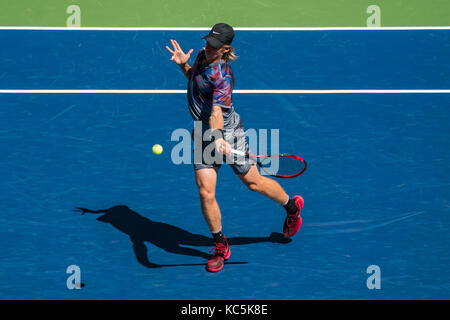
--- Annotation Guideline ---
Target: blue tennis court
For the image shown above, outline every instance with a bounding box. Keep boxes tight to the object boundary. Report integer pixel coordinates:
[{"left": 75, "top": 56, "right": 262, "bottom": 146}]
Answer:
[{"left": 0, "top": 29, "right": 449, "bottom": 299}]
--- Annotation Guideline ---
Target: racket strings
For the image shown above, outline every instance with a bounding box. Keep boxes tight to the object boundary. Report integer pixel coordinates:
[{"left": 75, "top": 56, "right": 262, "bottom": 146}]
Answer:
[{"left": 259, "top": 155, "right": 306, "bottom": 177}]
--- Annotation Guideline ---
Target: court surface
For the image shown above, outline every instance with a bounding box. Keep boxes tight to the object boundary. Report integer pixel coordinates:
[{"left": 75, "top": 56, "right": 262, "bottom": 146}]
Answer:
[{"left": 0, "top": 29, "right": 449, "bottom": 299}]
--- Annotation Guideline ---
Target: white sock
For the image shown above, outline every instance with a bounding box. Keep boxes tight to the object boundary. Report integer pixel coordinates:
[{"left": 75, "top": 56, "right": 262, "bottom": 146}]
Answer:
[{"left": 282, "top": 196, "right": 290, "bottom": 206}]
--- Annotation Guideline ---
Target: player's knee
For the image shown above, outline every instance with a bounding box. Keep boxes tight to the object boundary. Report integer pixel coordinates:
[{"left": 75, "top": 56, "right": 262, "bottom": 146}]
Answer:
[
  {"left": 247, "top": 181, "right": 261, "bottom": 193},
  {"left": 198, "top": 187, "right": 215, "bottom": 202}
]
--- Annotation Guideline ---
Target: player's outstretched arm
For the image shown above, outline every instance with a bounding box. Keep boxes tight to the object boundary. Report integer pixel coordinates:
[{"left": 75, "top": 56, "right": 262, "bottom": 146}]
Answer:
[{"left": 165, "top": 39, "right": 193, "bottom": 78}]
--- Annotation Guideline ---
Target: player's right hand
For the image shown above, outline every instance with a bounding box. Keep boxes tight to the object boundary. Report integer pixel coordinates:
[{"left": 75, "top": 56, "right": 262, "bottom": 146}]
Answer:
[{"left": 214, "top": 137, "right": 232, "bottom": 155}]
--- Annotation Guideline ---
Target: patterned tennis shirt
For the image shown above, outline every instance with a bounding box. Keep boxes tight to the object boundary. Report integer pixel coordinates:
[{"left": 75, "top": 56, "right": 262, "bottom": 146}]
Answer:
[{"left": 187, "top": 48, "right": 238, "bottom": 128}]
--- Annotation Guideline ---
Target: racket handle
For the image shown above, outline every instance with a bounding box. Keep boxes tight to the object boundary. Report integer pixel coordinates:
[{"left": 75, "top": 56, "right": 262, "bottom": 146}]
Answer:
[{"left": 229, "top": 148, "right": 246, "bottom": 157}]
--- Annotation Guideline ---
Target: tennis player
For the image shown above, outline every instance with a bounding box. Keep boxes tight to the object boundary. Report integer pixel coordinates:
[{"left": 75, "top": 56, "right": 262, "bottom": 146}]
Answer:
[{"left": 166, "top": 23, "right": 304, "bottom": 272}]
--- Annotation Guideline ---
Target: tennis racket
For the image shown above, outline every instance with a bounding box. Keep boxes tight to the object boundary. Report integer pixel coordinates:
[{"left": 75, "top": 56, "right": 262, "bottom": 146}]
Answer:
[{"left": 230, "top": 149, "right": 307, "bottom": 178}]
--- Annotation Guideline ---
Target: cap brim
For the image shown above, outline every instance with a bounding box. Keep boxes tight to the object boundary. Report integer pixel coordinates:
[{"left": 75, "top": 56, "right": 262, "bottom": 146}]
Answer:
[{"left": 202, "top": 35, "right": 223, "bottom": 49}]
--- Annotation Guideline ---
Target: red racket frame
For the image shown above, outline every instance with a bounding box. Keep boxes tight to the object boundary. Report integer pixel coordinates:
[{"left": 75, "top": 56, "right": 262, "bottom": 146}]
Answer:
[{"left": 250, "top": 153, "right": 307, "bottom": 178}]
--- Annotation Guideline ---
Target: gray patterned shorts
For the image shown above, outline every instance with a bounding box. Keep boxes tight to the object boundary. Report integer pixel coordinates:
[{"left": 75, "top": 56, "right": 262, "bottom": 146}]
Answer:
[{"left": 192, "top": 115, "right": 254, "bottom": 176}]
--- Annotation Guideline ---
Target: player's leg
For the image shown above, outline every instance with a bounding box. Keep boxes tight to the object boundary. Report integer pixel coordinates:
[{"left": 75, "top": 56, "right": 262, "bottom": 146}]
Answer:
[
  {"left": 237, "top": 163, "right": 304, "bottom": 238},
  {"left": 194, "top": 167, "right": 221, "bottom": 233},
  {"left": 225, "top": 115, "right": 305, "bottom": 238},
  {"left": 194, "top": 167, "right": 230, "bottom": 272},
  {"left": 238, "top": 164, "right": 289, "bottom": 204}
]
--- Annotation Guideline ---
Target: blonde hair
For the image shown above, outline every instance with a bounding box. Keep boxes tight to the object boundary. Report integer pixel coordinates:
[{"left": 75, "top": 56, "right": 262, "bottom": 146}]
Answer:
[{"left": 222, "top": 45, "right": 238, "bottom": 62}]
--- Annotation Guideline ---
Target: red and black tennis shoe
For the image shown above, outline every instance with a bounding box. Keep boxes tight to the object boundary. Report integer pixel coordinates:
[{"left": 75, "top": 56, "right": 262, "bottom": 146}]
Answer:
[
  {"left": 206, "top": 237, "right": 231, "bottom": 272},
  {"left": 283, "top": 195, "right": 304, "bottom": 238}
]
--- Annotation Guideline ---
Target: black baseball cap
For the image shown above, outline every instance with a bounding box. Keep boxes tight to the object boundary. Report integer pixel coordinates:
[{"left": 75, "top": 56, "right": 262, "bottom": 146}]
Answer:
[{"left": 202, "top": 23, "right": 234, "bottom": 49}]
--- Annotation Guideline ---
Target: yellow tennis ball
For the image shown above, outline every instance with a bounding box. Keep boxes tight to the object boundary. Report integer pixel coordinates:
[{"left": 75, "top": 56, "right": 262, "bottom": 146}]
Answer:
[{"left": 152, "top": 144, "right": 163, "bottom": 155}]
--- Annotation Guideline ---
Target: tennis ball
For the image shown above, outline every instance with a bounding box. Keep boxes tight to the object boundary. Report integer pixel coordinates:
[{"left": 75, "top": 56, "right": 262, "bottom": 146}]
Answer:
[{"left": 152, "top": 144, "right": 163, "bottom": 155}]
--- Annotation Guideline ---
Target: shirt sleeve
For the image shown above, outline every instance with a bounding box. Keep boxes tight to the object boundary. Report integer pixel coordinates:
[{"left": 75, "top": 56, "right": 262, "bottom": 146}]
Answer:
[{"left": 210, "top": 68, "right": 233, "bottom": 109}]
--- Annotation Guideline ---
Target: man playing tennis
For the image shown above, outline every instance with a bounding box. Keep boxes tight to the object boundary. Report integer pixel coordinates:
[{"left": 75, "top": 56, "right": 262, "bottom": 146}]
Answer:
[{"left": 166, "top": 23, "right": 304, "bottom": 272}]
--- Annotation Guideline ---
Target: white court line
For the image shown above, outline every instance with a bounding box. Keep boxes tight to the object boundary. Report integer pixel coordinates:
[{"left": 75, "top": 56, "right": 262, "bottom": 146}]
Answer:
[
  {"left": 0, "top": 90, "right": 449, "bottom": 94},
  {"left": 0, "top": 26, "right": 449, "bottom": 31},
  {"left": 0, "top": 90, "right": 185, "bottom": 94},
  {"left": 237, "top": 90, "right": 450, "bottom": 94}
]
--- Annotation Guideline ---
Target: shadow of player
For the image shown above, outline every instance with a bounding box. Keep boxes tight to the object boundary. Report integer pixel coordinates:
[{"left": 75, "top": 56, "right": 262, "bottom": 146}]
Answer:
[{"left": 74, "top": 205, "right": 291, "bottom": 268}]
